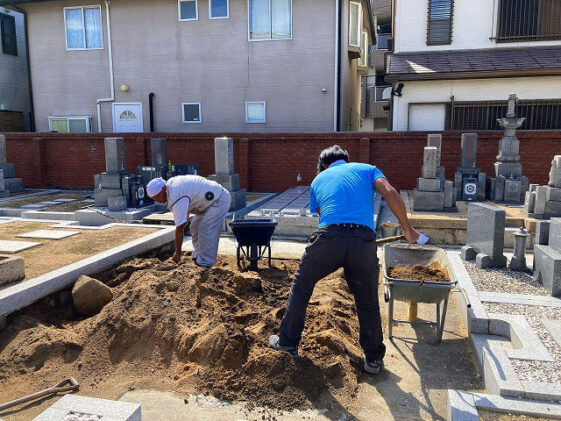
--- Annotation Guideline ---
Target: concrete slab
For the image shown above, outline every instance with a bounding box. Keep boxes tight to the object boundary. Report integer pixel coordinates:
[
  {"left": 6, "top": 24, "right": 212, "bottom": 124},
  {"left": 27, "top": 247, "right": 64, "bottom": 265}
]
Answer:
[
  {"left": 543, "top": 318, "right": 561, "bottom": 348},
  {"left": 34, "top": 394, "right": 141, "bottom": 421},
  {"left": 479, "top": 292, "right": 561, "bottom": 307},
  {"left": 20, "top": 211, "right": 77, "bottom": 221},
  {"left": 17, "top": 230, "right": 81, "bottom": 240},
  {"left": 38, "top": 201, "right": 60, "bottom": 206},
  {"left": 21, "top": 204, "right": 46, "bottom": 209},
  {"left": 522, "top": 381, "right": 561, "bottom": 401},
  {"left": 0, "top": 240, "right": 41, "bottom": 253},
  {"left": 482, "top": 348, "right": 525, "bottom": 398},
  {"left": 446, "top": 389, "right": 478, "bottom": 421},
  {"left": 53, "top": 198, "right": 77, "bottom": 203}
]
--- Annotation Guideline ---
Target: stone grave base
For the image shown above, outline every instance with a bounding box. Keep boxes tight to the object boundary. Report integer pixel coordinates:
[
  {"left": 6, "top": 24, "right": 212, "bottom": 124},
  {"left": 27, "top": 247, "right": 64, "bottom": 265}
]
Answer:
[{"left": 0, "top": 255, "right": 24, "bottom": 286}]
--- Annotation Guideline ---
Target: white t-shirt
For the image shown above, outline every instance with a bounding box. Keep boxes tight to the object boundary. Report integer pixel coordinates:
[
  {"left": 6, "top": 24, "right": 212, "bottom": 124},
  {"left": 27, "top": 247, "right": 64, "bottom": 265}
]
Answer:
[{"left": 166, "top": 175, "right": 224, "bottom": 226}]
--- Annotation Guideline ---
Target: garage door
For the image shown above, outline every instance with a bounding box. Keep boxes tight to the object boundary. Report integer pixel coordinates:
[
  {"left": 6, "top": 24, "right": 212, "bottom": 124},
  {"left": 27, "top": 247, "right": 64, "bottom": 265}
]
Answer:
[{"left": 409, "top": 104, "right": 446, "bottom": 131}]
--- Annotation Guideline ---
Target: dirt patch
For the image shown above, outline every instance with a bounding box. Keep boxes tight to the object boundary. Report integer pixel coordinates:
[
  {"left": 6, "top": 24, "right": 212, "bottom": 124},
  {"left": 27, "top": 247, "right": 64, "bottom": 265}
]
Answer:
[
  {"left": 389, "top": 262, "right": 450, "bottom": 282},
  {"left": 0, "top": 256, "right": 363, "bottom": 413},
  {"left": 0, "top": 222, "right": 158, "bottom": 281},
  {"left": 0, "top": 194, "right": 86, "bottom": 208}
]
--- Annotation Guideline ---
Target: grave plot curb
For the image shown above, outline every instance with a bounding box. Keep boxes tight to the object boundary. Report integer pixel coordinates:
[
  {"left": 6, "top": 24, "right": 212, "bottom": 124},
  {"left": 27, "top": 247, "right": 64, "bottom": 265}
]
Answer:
[
  {"left": 34, "top": 394, "right": 141, "bottom": 421},
  {"left": 0, "top": 226, "right": 174, "bottom": 318},
  {"left": 447, "top": 390, "right": 561, "bottom": 421}
]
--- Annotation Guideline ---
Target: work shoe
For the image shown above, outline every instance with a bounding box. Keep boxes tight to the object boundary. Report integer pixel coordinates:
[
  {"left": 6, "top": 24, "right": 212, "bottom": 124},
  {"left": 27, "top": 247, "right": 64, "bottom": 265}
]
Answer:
[
  {"left": 268, "top": 335, "right": 298, "bottom": 356},
  {"left": 363, "top": 359, "right": 384, "bottom": 375}
]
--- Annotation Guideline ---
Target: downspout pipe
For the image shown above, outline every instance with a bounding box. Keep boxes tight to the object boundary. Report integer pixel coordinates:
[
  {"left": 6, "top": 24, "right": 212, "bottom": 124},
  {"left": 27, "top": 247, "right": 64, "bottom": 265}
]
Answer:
[
  {"left": 11, "top": 4, "right": 35, "bottom": 131},
  {"left": 149, "top": 92, "right": 155, "bottom": 132},
  {"left": 334, "top": 0, "right": 342, "bottom": 132},
  {"left": 96, "top": 0, "right": 114, "bottom": 133}
]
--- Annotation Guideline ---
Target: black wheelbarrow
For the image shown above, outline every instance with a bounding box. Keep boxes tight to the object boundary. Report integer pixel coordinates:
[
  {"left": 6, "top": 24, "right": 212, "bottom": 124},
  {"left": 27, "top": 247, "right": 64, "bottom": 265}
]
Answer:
[{"left": 229, "top": 218, "right": 278, "bottom": 270}]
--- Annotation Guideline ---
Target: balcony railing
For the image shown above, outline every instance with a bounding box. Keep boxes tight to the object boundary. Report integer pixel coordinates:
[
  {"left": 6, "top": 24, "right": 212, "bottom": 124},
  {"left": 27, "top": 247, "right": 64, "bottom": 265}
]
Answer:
[{"left": 497, "top": 0, "right": 561, "bottom": 42}]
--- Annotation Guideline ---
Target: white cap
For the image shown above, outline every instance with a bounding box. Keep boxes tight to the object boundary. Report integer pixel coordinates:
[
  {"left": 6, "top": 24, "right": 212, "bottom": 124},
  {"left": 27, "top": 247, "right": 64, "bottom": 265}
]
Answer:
[{"left": 146, "top": 177, "right": 165, "bottom": 198}]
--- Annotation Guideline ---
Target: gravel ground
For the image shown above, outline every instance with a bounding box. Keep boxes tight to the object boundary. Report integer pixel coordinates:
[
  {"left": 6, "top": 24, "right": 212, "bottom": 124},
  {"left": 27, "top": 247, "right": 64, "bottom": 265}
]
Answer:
[
  {"left": 464, "top": 261, "right": 548, "bottom": 296},
  {"left": 484, "top": 302, "right": 561, "bottom": 384}
]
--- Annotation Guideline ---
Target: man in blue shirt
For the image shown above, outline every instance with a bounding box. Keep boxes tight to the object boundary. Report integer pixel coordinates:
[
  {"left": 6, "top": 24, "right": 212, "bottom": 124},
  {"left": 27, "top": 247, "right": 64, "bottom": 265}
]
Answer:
[{"left": 269, "top": 145, "right": 420, "bottom": 375}]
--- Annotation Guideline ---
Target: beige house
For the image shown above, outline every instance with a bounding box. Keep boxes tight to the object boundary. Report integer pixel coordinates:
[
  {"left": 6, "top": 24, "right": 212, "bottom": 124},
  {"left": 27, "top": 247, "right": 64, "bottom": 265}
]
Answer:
[{"left": 1, "top": 0, "right": 376, "bottom": 133}]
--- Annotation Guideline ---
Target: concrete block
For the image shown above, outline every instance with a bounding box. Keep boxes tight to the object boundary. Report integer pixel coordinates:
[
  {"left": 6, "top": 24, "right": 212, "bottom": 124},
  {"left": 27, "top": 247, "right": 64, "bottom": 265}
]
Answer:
[
  {"left": 100, "top": 172, "right": 123, "bottom": 189},
  {"left": 229, "top": 189, "right": 246, "bottom": 211},
  {"left": 524, "top": 191, "right": 536, "bottom": 214},
  {"left": 550, "top": 218, "right": 561, "bottom": 250},
  {"left": 207, "top": 173, "right": 240, "bottom": 192},
  {"left": 447, "top": 390, "right": 478, "bottom": 421},
  {"left": 413, "top": 189, "right": 445, "bottom": 211},
  {"left": 533, "top": 244, "right": 561, "bottom": 297},
  {"left": 546, "top": 186, "right": 561, "bottom": 202},
  {"left": 0, "top": 162, "right": 15, "bottom": 179},
  {"left": 444, "top": 180, "right": 454, "bottom": 208},
  {"left": 535, "top": 186, "right": 549, "bottom": 215},
  {"left": 75, "top": 209, "right": 115, "bottom": 226},
  {"left": 544, "top": 200, "right": 561, "bottom": 219},
  {"left": 108, "top": 196, "right": 128, "bottom": 212},
  {"left": 523, "top": 381, "right": 561, "bottom": 402},
  {"left": 94, "top": 188, "right": 124, "bottom": 207},
  {"left": 34, "top": 394, "right": 141, "bottom": 421},
  {"left": 4, "top": 178, "right": 23, "bottom": 193},
  {"left": 460, "top": 246, "right": 477, "bottom": 261},
  {"left": 0, "top": 255, "right": 24, "bottom": 286}
]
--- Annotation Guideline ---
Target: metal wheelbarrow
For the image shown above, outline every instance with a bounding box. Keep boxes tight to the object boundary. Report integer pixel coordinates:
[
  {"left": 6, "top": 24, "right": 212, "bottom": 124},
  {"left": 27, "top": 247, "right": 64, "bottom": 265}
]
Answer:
[
  {"left": 382, "top": 243, "right": 458, "bottom": 342},
  {"left": 229, "top": 218, "right": 278, "bottom": 270}
]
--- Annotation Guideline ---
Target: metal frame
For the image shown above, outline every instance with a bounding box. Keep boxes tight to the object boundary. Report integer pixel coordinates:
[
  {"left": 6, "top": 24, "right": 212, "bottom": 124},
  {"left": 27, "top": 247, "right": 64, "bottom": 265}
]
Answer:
[
  {"left": 236, "top": 243, "right": 272, "bottom": 271},
  {"left": 247, "top": 0, "right": 293, "bottom": 42}
]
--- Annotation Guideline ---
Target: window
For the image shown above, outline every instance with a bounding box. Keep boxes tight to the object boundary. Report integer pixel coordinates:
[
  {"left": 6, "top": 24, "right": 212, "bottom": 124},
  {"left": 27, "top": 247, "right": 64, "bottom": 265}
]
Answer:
[
  {"left": 1, "top": 13, "right": 17, "bottom": 56},
  {"left": 49, "top": 117, "right": 91, "bottom": 133},
  {"left": 376, "top": 33, "right": 390, "bottom": 50},
  {"left": 358, "top": 31, "right": 368, "bottom": 67},
  {"left": 210, "top": 0, "right": 229, "bottom": 18},
  {"left": 426, "top": 0, "right": 453, "bottom": 45},
  {"left": 179, "top": 0, "right": 198, "bottom": 21},
  {"left": 497, "top": 0, "right": 561, "bottom": 42},
  {"left": 349, "top": 1, "right": 362, "bottom": 47},
  {"left": 64, "top": 6, "right": 103, "bottom": 50},
  {"left": 248, "top": 0, "right": 292, "bottom": 41},
  {"left": 182, "top": 103, "right": 201, "bottom": 123},
  {"left": 246, "top": 102, "right": 266, "bottom": 123}
]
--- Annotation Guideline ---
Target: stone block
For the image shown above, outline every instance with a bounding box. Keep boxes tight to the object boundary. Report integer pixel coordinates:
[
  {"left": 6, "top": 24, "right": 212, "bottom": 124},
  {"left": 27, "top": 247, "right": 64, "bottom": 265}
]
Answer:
[
  {"left": 108, "top": 195, "right": 128, "bottom": 212},
  {"left": 521, "top": 175, "right": 529, "bottom": 195},
  {"left": 550, "top": 218, "right": 561, "bottom": 250},
  {"left": 0, "top": 240, "right": 41, "bottom": 253},
  {"left": 524, "top": 191, "right": 536, "bottom": 214},
  {"left": 94, "top": 173, "right": 101, "bottom": 189},
  {"left": 534, "top": 185, "right": 549, "bottom": 215},
  {"left": 417, "top": 177, "right": 441, "bottom": 192},
  {"left": 447, "top": 390, "right": 478, "bottom": 421},
  {"left": 34, "top": 394, "right": 141, "bottom": 421},
  {"left": 0, "top": 255, "right": 25, "bottom": 286},
  {"left": 504, "top": 178, "right": 522, "bottom": 203},
  {"left": 487, "top": 177, "right": 496, "bottom": 201},
  {"left": 0, "top": 190, "right": 9, "bottom": 198},
  {"left": 494, "top": 176, "right": 505, "bottom": 202},
  {"left": 0, "top": 176, "right": 5, "bottom": 192},
  {"left": 104, "top": 137, "right": 125, "bottom": 173},
  {"left": 495, "top": 161, "right": 522, "bottom": 179},
  {"left": 100, "top": 172, "right": 123, "bottom": 189},
  {"left": 460, "top": 246, "right": 477, "bottom": 261},
  {"left": 421, "top": 147, "right": 438, "bottom": 179},
  {"left": 0, "top": 162, "right": 15, "bottom": 179},
  {"left": 72, "top": 275, "right": 113, "bottom": 316},
  {"left": 546, "top": 187, "right": 561, "bottom": 202},
  {"left": 533, "top": 244, "right": 561, "bottom": 297},
  {"left": 151, "top": 137, "right": 167, "bottom": 168},
  {"left": 4, "top": 178, "right": 23, "bottom": 193},
  {"left": 413, "top": 189, "right": 444, "bottom": 211},
  {"left": 454, "top": 172, "right": 463, "bottom": 200},
  {"left": 476, "top": 253, "right": 507, "bottom": 269},
  {"left": 477, "top": 172, "right": 486, "bottom": 201},
  {"left": 549, "top": 155, "right": 561, "bottom": 188},
  {"left": 214, "top": 137, "right": 234, "bottom": 175},
  {"left": 207, "top": 173, "right": 240, "bottom": 192},
  {"left": 94, "top": 188, "right": 124, "bottom": 207},
  {"left": 467, "top": 203, "right": 506, "bottom": 267},
  {"left": 444, "top": 180, "right": 454, "bottom": 208},
  {"left": 427, "top": 133, "right": 442, "bottom": 165},
  {"left": 544, "top": 200, "right": 561, "bottom": 219},
  {"left": 535, "top": 220, "right": 550, "bottom": 246},
  {"left": 18, "top": 230, "right": 80, "bottom": 240},
  {"left": 461, "top": 133, "right": 477, "bottom": 168},
  {"left": 229, "top": 189, "right": 246, "bottom": 211},
  {"left": 529, "top": 183, "right": 539, "bottom": 192},
  {"left": 0, "top": 134, "right": 5, "bottom": 163}
]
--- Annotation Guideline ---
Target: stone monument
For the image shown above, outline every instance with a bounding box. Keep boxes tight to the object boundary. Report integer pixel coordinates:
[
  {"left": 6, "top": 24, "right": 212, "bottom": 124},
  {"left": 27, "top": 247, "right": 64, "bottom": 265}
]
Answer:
[
  {"left": 413, "top": 135, "right": 456, "bottom": 211},
  {"left": 524, "top": 156, "right": 561, "bottom": 219},
  {"left": 207, "top": 137, "right": 246, "bottom": 211},
  {"left": 486, "top": 94, "right": 529, "bottom": 203},
  {"left": 150, "top": 137, "right": 168, "bottom": 178},
  {"left": 454, "top": 133, "right": 486, "bottom": 201},
  {"left": 0, "top": 134, "right": 24, "bottom": 195},
  {"left": 534, "top": 217, "right": 561, "bottom": 296},
  {"left": 461, "top": 203, "right": 507, "bottom": 269},
  {"left": 94, "top": 137, "right": 128, "bottom": 208},
  {"left": 509, "top": 227, "right": 530, "bottom": 272}
]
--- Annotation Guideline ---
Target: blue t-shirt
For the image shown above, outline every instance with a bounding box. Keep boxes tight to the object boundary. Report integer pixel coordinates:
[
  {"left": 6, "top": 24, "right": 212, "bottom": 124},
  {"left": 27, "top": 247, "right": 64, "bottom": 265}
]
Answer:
[{"left": 310, "top": 161, "right": 385, "bottom": 231}]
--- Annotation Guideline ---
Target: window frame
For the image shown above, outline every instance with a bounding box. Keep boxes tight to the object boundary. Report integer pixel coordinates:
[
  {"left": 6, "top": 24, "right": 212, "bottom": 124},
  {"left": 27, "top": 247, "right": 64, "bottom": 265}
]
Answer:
[
  {"left": 247, "top": 0, "right": 293, "bottom": 42},
  {"left": 349, "top": 1, "right": 362, "bottom": 48},
  {"left": 182, "top": 102, "right": 202, "bottom": 124},
  {"left": 0, "top": 12, "right": 17, "bottom": 56},
  {"left": 209, "top": 0, "right": 229, "bottom": 19},
  {"left": 426, "top": 0, "right": 454, "bottom": 46},
  {"left": 178, "top": 0, "right": 199, "bottom": 22},
  {"left": 245, "top": 101, "right": 267, "bottom": 123},
  {"left": 48, "top": 116, "right": 92, "bottom": 133},
  {"left": 63, "top": 5, "right": 104, "bottom": 51}
]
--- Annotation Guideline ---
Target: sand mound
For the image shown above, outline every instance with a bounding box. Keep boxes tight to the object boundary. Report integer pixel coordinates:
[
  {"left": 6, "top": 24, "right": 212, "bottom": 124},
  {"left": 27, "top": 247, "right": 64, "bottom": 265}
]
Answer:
[
  {"left": 390, "top": 262, "right": 450, "bottom": 282},
  {"left": 0, "top": 255, "right": 364, "bottom": 410}
]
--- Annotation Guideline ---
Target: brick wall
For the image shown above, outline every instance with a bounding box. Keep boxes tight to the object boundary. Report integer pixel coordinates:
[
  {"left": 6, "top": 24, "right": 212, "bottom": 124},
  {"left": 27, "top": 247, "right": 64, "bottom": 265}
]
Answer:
[{"left": 4, "top": 131, "right": 561, "bottom": 191}]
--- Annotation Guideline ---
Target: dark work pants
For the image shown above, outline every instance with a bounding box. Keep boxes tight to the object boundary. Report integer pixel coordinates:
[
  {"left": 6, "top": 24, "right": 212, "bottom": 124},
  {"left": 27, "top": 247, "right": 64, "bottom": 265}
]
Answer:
[{"left": 279, "top": 224, "right": 386, "bottom": 362}]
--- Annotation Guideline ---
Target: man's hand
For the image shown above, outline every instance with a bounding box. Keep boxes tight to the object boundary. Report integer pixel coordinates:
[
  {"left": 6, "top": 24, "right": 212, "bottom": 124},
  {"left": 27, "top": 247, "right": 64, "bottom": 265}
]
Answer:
[
  {"left": 403, "top": 227, "right": 421, "bottom": 244},
  {"left": 172, "top": 251, "right": 182, "bottom": 264}
]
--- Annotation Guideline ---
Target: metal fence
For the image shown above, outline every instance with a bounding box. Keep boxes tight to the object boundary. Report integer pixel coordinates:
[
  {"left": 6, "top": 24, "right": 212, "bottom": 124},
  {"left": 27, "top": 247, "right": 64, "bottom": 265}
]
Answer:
[
  {"left": 447, "top": 99, "right": 561, "bottom": 130},
  {"left": 497, "top": 0, "right": 561, "bottom": 42}
]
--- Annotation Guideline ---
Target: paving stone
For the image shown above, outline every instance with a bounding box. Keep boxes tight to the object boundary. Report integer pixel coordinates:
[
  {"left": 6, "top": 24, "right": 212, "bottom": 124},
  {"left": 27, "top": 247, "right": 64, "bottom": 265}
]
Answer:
[
  {"left": 17, "top": 230, "right": 81, "bottom": 240},
  {"left": 54, "top": 198, "right": 78, "bottom": 203},
  {"left": 0, "top": 240, "right": 41, "bottom": 253},
  {"left": 21, "top": 204, "right": 46, "bottom": 209},
  {"left": 34, "top": 394, "right": 141, "bottom": 421},
  {"left": 542, "top": 319, "right": 561, "bottom": 348}
]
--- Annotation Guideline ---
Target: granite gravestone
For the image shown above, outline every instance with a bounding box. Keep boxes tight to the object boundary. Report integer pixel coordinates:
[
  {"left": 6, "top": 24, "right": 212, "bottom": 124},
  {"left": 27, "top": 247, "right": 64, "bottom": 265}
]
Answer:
[
  {"left": 534, "top": 217, "right": 561, "bottom": 296},
  {"left": 454, "top": 133, "right": 486, "bottom": 201},
  {"left": 461, "top": 203, "right": 507, "bottom": 269},
  {"left": 151, "top": 138, "right": 167, "bottom": 177},
  {"left": 94, "top": 137, "right": 128, "bottom": 208},
  {"left": 207, "top": 137, "right": 246, "bottom": 211},
  {"left": 0, "top": 134, "right": 24, "bottom": 195},
  {"left": 524, "top": 156, "right": 561, "bottom": 219}
]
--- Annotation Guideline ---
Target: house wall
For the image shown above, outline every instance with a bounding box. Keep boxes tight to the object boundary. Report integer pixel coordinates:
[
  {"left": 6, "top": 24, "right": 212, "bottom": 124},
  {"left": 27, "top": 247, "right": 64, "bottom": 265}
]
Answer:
[
  {"left": 392, "top": 76, "right": 561, "bottom": 131},
  {"left": 0, "top": 7, "right": 31, "bottom": 130},
  {"left": 394, "top": 0, "right": 561, "bottom": 53},
  {"left": 22, "top": 0, "right": 338, "bottom": 133},
  {"left": 4, "top": 131, "right": 561, "bottom": 191}
]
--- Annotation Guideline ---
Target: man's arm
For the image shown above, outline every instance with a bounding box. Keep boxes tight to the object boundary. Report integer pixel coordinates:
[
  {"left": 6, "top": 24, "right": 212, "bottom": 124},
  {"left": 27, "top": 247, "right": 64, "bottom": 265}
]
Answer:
[
  {"left": 172, "top": 222, "right": 186, "bottom": 263},
  {"left": 375, "top": 178, "right": 419, "bottom": 243}
]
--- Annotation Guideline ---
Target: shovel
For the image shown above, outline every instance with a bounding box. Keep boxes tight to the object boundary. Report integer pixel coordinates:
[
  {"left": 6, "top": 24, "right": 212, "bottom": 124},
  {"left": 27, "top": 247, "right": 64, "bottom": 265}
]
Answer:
[
  {"left": 0, "top": 378, "right": 79, "bottom": 412},
  {"left": 376, "top": 233, "right": 429, "bottom": 245}
]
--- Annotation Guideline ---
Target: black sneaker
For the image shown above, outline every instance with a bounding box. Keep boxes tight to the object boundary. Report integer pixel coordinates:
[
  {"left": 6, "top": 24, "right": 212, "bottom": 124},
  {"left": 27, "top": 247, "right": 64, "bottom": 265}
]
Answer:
[
  {"left": 268, "top": 335, "right": 298, "bottom": 356},
  {"left": 364, "top": 359, "right": 384, "bottom": 374}
]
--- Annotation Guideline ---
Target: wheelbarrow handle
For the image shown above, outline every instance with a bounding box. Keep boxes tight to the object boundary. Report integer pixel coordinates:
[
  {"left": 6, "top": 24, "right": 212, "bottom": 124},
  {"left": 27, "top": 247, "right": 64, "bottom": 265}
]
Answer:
[{"left": 376, "top": 235, "right": 405, "bottom": 245}]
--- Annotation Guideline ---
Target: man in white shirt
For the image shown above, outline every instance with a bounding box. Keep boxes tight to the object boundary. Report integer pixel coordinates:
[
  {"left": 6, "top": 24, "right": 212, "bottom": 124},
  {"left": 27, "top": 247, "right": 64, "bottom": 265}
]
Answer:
[{"left": 146, "top": 176, "right": 231, "bottom": 267}]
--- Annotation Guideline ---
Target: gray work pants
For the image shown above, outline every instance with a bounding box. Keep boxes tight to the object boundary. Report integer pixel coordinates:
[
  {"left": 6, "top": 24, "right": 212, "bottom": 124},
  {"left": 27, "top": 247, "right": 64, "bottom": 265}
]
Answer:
[
  {"left": 279, "top": 224, "right": 386, "bottom": 362},
  {"left": 190, "top": 189, "right": 231, "bottom": 267}
]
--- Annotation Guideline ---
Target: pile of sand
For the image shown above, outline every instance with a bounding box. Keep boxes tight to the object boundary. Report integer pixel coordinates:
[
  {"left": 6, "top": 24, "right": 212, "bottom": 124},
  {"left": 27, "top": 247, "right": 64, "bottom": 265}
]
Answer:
[
  {"left": 389, "top": 262, "right": 450, "bottom": 283},
  {"left": 0, "top": 255, "right": 365, "bottom": 411}
]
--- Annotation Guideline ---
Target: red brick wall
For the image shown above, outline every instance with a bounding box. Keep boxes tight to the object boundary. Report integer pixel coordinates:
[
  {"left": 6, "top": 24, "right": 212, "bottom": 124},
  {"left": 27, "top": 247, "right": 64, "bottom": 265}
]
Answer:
[{"left": 4, "top": 131, "right": 561, "bottom": 191}]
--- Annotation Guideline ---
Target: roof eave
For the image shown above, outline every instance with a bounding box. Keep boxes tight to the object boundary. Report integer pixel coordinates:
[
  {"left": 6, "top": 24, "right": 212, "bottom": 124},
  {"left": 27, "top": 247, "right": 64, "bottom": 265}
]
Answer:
[{"left": 386, "top": 68, "right": 561, "bottom": 82}]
